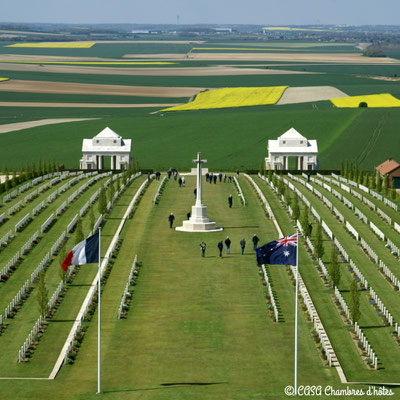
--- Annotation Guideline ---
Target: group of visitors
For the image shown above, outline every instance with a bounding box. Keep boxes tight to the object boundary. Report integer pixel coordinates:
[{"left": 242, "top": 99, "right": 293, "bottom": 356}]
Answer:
[{"left": 200, "top": 234, "right": 260, "bottom": 258}]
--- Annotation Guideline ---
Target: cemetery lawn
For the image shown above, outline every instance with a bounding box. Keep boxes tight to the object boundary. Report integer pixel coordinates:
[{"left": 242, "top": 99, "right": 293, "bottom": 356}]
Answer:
[{"left": 0, "top": 175, "right": 341, "bottom": 399}]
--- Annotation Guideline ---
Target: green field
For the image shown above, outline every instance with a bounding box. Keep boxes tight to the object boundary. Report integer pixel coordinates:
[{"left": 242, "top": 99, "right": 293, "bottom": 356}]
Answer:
[{"left": 0, "top": 106, "right": 399, "bottom": 171}]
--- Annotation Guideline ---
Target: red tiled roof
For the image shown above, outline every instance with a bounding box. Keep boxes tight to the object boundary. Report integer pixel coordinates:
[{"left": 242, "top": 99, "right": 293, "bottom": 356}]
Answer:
[{"left": 376, "top": 158, "right": 400, "bottom": 175}]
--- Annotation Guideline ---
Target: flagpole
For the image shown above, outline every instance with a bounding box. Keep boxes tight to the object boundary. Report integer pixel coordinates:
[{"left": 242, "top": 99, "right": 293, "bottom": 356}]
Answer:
[
  {"left": 97, "top": 227, "right": 101, "bottom": 394},
  {"left": 294, "top": 229, "right": 299, "bottom": 395}
]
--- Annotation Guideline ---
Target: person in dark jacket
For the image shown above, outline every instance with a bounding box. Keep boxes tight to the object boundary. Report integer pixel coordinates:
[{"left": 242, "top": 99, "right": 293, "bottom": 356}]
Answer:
[
  {"left": 218, "top": 173, "right": 222, "bottom": 182},
  {"left": 186, "top": 211, "right": 191, "bottom": 220},
  {"left": 217, "top": 240, "right": 223, "bottom": 257},
  {"left": 240, "top": 238, "right": 246, "bottom": 255},
  {"left": 228, "top": 194, "right": 233, "bottom": 208},
  {"left": 168, "top": 213, "right": 175, "bottom": 229},
  {"left": 178, "top": 177, "right": 182, "bottom": 187},
  {"left": 194, "top": 188, "right": 197, "bottom": 200},
  {"left": 205, "top": 172, "right": 210, "bottom": 182},
  {"left": 200, "top": 241, "right": 206, "bottom": 257},
  {"left": 213, "top": 175, "right": 217, "bottom": 184},
  {"left": 252, "top": 234, "right": 260, "bottom": 250},
  {"left": 225, "top": 236, "right": 231, "bottom": 254}
]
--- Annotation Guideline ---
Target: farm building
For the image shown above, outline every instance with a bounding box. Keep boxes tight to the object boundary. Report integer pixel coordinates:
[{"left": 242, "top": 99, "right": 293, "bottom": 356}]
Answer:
[
  {"left": 376, "top": 158, "right": 400, "bottom": 188},
  {"left": 265, "top": 128, "right": 318, "bottom": 170},
  {"left": 80, "top": 127, "right": 132, "bottom": 170}
]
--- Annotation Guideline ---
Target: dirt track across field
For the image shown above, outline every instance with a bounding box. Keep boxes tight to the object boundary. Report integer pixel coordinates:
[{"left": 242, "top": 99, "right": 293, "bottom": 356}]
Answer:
[
  {"left": 0, "top": 118, "right": 98, "bottom": 134},
  {"left": 277, "top": 86, "right": 348, "bottom": 105},
  {"left": 0, "top": 102, "right": 180, "bottom": 108},
  {"left": 0, "top": 79, "right": 204, "bottom": 97},
  {"left": 0, "top": 62, "right": 318, "bottom": 76},
  {"left": 125, "top": 52, "right": 400, "bottom": 64}
]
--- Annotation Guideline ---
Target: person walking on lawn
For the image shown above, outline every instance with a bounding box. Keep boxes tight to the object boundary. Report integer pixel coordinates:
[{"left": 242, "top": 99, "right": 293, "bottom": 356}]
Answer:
[
  {"left": 200, "top": 241, "right": 206, "bottom": 257},
  {"left": 225, "top": 236, "right": 231, "bottom": 254},
  {"left": 240, "top": 238, "right": 246, "bottom": 255},
  {"left": 252, "top": 234, "right": 260, "bottom": 250},
  {"left": 168, "top": 213, "right": 175, "bottom": 229},
  {"left": 217, "top": 240, "right": 223, "bottom": 258}
]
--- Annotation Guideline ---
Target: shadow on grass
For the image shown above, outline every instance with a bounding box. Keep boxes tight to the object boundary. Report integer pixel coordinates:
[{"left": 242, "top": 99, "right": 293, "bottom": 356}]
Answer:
[{"left": 104, "top": 382, "right": 227, "bottom": 394}]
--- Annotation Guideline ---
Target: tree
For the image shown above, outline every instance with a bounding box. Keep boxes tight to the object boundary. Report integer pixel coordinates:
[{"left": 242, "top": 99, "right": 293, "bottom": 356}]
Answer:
[
  {"left": 313, "top": 222, "right": 324, "bottom": 260},
  {"left": 357, "top": 167, "right": 363, "bottom": 184},
  {"left": 363, "top": 172, "right": 369, "bottom": 187},
  {"left": 89, "top": 207, "right": 95, "bottom": 232},
  {"left": 344, "top": 160, "right": 349, "bottom": 178},
  {"left": 382, "top": 174, "right": 389, "bottom": 196},
  {"left": 340, "top": 160, "right": 344, "bottom": 176},
  {"left": 259, "top": 160, "right": 265, "bottom": 176},
  {"left": 98, "top": 189, "right": 107, "bottom": 215},
  {"left": 300, "top": 205, "right": 309, "bottom": 236},
  {"left": 74, "top": 218, "right": 84, "bottom": 245},
  {"left": 349, "top": 280, "right": 361, "bottom": 323},
  {"left": 108, "top": 181, "right": 115, "bottom": 204},
  {"left": 376, "top": 171, "right": 382, "bottom": 193},
  {"left": 391, "top": 186, "right": 397, "bottom": 201},
  {"left": 37, "top": 272, "right": 49, "bottom": 319},
  {"left": 329, "top": 246, "right": 341, "bottom": 288},
  {"left": 292, "top": 194, "right": 300, "bottom": 221},
  {"left": 284, "top": 186, "right": 291, "bottom": 207},
  {"left": 267, "top": 169, "right": 272, "bottom": 182},
  {"left": 58, "top": 244, "right": 67, "bottom": 282},
  {"left": 116, "top": 177, "right": 121, "bottom": 193}
]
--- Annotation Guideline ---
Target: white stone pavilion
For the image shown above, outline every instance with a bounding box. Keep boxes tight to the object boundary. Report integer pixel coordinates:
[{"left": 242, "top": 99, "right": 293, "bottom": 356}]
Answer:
[
  {"left": 176, "top": 152, "right": 222, "bottom": 232},
  {"left": 265, "top": 128, "right": 318, "bottom": 170},
  {"left": 79, "top": 127, "right": 132, "bottom": 170}
]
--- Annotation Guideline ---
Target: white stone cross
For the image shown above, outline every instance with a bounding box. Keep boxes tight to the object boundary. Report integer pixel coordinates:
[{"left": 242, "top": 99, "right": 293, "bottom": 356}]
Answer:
[{"left": 193, "top": 152, "right": 207, "bottom": 207}]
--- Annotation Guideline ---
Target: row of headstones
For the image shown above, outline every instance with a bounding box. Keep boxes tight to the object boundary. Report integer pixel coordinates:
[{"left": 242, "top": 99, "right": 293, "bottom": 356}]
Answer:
[
  {"left": 14, "top": 212, "right": 31, "bottom": 233},
  {"left": 319, "top": 259, "right": 330, "bottom": 280},
  {"left": 18, "top": 279, "right": 65, "bottom": 362},
  {"left": 360, "top": 238, "right": 379, "bottom": 263},
  {"left": 56, "top": 201, "right": 67, "bottom": 217},
  {"left": 334, "top": 286, "right": 352, "bottom": 322},
  {"left": 379, "top": 260, "right": 400, "bottom": 289},
  {"left": 254, "top": 174, "right": 276, "bottom": 219},
  {"left": 259, "top": 174, "right": 338, "bottom": 367},
  {"left": 0, "top": 212, "right": 5, "bottom": 225},
  {"left": 63, "top": 234, "right": 121, "bottom": 364},
  {"left": 369, "top": 287, "right": 394, "bottom": 326},
  {"left": 354, "top": 322, "right": 378, "bottom": 369},
  {"left": 50, "top": 232, "right": 66, "bottom": 256},
  {"left": 349, "top": 259, "right": 369, "bottom": 290},
  {"left": 8, "top": 200, "right": 23, "bottom": 216},
  {"left": 41, "top": 213, "right": 55, "bottom": 234},
  {"left": 287, "top": 174, "right": 374, "bottom": 292},
  {"left": 0, "top": 251, "right": 20, "bottom": 276},
  {"left": 233, "top": 176, "right": 246, "bottom": 205},
  {"left": 354, "top": 207, "right": 368, "bottom": 224},
  {"left": 299, "top": 175, "right": 399, "bottom": 290},
  {"left": 3, "top": 276, "right": 30, "bottom": 320},
  {"left": 386, "top": 237, "right": 400, "bottom": 256},
  {"left": 333, "top": 173, "right": 398, "bottom": 213},
  {"left": 118, "top": 255, "right": 138, "bottom": 319},
  {"left": 63, "top": 173, "right": 140, "bottom": 362},
  {"left": 290, "top": 263, "right": 336, "bottom": 367},
  {"left": 2, "top": 172, "right": 58, "bottom": 204},
  {"left": 32, "top": 200, "right": 46, "bottom": 217},
  {"left": 66, "top": 214, "right": 78, "bottom": 234},
  {"left": 18, "top": 315, "right": 43, "bottom": 362},
  {"left": 369, "top": 221, "right": 385, "bottom": 241},
  {"left": 153, "top": 176, "right": 167, "bottom": 205},
  {"left": 21, "top": 230, "right": 39, "bottom": 255},
  {"left": 261, "top": 265, "right": 279, "bottom": 322},
  {"left": 0, "top": 229, "right": 13, "bottom": 248},
  {"left": 326, "top": 175, "right": 397, "bottom": 232}
]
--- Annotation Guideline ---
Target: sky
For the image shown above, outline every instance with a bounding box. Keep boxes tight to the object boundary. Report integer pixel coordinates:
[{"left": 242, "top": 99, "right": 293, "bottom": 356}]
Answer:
[{"left": 1, "top": 0, "right": 399, "bottom": 26}]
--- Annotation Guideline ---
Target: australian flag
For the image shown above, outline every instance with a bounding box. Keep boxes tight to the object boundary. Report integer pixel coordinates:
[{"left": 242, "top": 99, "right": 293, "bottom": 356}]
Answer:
[{"left": 256, "top": 233, "right": 297, "bottom": 266}]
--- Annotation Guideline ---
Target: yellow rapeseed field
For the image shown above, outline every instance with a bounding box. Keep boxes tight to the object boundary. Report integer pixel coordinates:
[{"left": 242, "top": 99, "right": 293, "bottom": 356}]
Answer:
[
  {"left": 6, "top": 42, "right": 95, "bottom": 48},
  {"left": 162, "top": 86, "right": 288, "bottom": 112},
  {"left": 331, "top": 93, "right": 400, "bottom": 108},
  {"left": 0, "top": 78, "right": 9, "bottom": 82}
]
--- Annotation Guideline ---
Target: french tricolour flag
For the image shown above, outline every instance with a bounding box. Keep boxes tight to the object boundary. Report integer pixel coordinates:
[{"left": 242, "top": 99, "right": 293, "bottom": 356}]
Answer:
[{"left": 62, "top": 232, "right": 99, "bottom": 272}]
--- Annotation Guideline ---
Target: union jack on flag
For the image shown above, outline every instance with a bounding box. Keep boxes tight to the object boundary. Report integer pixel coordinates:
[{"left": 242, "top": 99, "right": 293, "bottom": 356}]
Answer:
[{"left": 256, "top": 233, "right": 297, "bottom": 266}]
